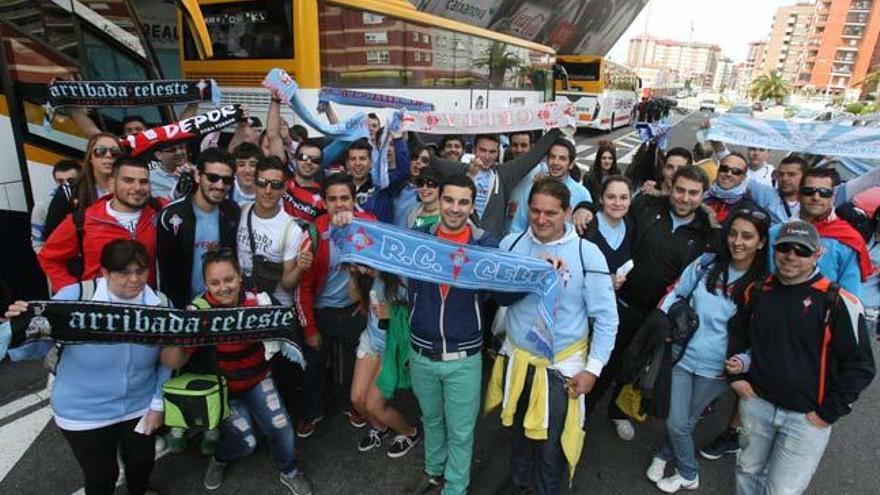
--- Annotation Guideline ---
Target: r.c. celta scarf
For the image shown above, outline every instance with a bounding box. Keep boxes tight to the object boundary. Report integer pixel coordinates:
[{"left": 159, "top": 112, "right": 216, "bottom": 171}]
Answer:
[
  {"left": 47, "top": 78, "right": 221, "bottom": 108},
  {"left": 331, "top": 219, "right": 561, "bottom": 358},
  {"left": 8, "top": 300, "right": 301, "bottom": 348},
  {"left": 120, "top": 104, "right": 243, "bottom": 157},
  {"left": 318, "top": 87, "right": 434, "bottom": 112},
  {"left": 393, "top": 101, "right": 576, "bottom": 135}
]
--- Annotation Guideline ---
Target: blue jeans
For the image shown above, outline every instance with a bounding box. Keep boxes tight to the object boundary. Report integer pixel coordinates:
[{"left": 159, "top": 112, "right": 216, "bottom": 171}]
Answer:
[
  {"left": 735, "top": 395, "right": 831, "bottom": 495},
  {"left": 509, "top": 367, "right": 568, "bottom": 495},
  {"left": 657, "top": 365, "right": 729, "bottom": 481},
  {"left": 215, "top": 375, "right": 298, "bottom": 476}
]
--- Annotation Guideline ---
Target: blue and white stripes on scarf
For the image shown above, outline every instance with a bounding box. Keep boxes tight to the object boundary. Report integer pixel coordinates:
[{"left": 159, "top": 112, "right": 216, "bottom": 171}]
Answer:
[
  {"left": 705, "top": 115, "right": 880, "bottom": 160},
  {"left": 318, "top": 88, "right": 434, "bottom": 112},
  {"left": 262, "top": 68, "right": 369, "bottom": 168},
  {"left": 332, "top": 219, "right": 562, "bottom": 358}
]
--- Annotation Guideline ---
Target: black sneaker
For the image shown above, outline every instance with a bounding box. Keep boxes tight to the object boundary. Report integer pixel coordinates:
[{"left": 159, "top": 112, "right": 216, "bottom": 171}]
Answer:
[
  {"left": 358, "top": 427, "right": 390, "bottom": 452},
  {"left": 700, "top": 428, "right": 741, "bottom": 460},
  {"left": 407, "top": 473, "right": 444, "bottom": 495},
  {"left": 387, "top": 429, "right": 420, "bottom": 458}
]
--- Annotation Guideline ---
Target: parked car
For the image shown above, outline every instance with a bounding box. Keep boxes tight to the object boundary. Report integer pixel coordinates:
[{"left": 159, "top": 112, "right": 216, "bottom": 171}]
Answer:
[{"left": 699, "top": 99, "right": 716, "bottom": 112}]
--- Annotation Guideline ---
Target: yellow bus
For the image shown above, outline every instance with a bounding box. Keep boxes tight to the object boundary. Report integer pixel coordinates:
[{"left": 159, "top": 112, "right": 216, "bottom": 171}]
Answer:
[
  {"left": 178, "top": 0, "right": 556, "bottom": 124},
  {"left": 554, "top": 54, "right": 640, "bottom": 131}
]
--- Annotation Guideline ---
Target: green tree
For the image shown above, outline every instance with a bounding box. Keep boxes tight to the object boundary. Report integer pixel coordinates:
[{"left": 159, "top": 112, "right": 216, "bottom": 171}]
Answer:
[
  {"left": 748, "top": 71, "right": 789, "bottom": 104},
  {"left": 857, "top": 68, "right": 880, "bottom": 100},
  {"left": 474, "top": 42, "right": 523, "bottom": 87}
]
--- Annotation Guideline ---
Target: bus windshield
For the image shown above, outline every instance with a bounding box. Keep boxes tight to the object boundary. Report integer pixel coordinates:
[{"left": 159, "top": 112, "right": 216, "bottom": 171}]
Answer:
[
  {"left": 561, "top": 61, "right": 601, "bottom": 82},
  {"left": 183, "top": 0, "right": 294, "bottom": 60}
]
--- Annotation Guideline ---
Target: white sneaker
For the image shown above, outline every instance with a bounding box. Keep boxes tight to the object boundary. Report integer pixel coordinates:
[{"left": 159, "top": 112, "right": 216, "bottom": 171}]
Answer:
[
  {"left": 612, "top": 419, "right": 635, "bottom": 441},
  {"left": 646, "top": 457, "right": 667, "bottom": 483},
  {"left": 656, "top": 471, "right": 699, "bottom": 493}
]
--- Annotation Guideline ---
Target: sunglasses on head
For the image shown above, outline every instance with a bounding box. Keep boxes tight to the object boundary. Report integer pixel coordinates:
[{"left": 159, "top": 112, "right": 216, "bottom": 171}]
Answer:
[
  {"left": 93, "top": 146, "right": 124, "bottom": 158},
  {"left": 776, "top": 242, "right": 814, "bottom": 257},
  {"left": 255, "top": 177, "right": 285, "bottom": 190},
  {"left": 415, "top": 178, "right": 439, "bottom": 188},
  {"left": 204, "top": 172, "right": 234, "bottom": 186},
  {"left": 718, "top": 164, "right": 746, "bottom": 176},
  {"left": 800, "top": 186, "right": 833, "bottom": 198},
  {"left": 734, "top": 208, "right": 769, "bottom": 224},
  {"left": 296, "top": 153, "right": 322, "bottom": 164}
]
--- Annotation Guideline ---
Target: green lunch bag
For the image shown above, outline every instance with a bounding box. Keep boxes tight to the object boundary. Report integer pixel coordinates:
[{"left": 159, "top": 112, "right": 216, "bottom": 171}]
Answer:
[{"left": 163, "top": 373, "right": 229, "bottom": 430}]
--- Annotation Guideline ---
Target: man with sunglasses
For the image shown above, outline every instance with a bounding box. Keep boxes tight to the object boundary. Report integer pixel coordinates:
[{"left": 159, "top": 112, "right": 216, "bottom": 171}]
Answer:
[
  {"left": 150, "top": 141, "right": 191, "bottom": 200},
  {"left": 726, "top": 220, "right": 875, "bottom": 495},
  {"left": 767, "top": 168, "right": 873, "bottom": 297},
  {"left": 283, "top": 139, "right": 325, "bottom": 223},
  {"left": 157, "top": 147, "right": 242, "bottom": 309},
  {"left": 703, "top": 152, "right": 764, "bottom": 224}
]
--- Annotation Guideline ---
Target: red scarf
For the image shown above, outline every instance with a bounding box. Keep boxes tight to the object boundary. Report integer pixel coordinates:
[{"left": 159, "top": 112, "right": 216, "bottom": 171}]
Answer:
[{"left": 812, "top": 216, "right": 874, "bottom": 282}]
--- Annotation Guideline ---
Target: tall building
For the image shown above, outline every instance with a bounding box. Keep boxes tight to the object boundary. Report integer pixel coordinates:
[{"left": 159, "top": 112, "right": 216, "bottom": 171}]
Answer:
[
  {"left": 764, "top": 3, "right": 815, "bottom": 84},
  {"left": 747, "top": 40, "right": 768, "bottom": 79},
  {"left": 799, "top": 0, "right": 880, "bottom": 95},
  {"left": 627, "top": 35, "right": 722, "bottom": 89},
  {"left": 713, "top": 56, "right": 736, "bottom": 91}
]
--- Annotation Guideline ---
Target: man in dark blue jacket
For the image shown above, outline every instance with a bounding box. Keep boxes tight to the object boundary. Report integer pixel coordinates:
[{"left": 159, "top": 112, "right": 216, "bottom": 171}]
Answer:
[{"left": 407, "top": 175, "right": 499, "bottom": 495}]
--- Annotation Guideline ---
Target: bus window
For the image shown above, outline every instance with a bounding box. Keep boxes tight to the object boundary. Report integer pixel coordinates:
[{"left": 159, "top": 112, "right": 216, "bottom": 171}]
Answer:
[
  {"left": 183, "top": 0, "right": 293, "bottom": 60},
  {"left": 81, "top": 31, "right": 163, "bottom": 131},
  {"left": 563, "top": 62, "right": 600, "bottom": 82}
]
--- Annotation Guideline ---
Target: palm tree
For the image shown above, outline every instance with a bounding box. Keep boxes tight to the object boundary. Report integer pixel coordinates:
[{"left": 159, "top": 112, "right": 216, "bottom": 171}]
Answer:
[
  {"left": 474, "top": 42, "right": 524, "bottom": 87},
  {"left": 857, "top": 67, "right": 880, "bottom": 100},
  {"left": 748, "top": 71, "right": 790, "bottom": 104}
]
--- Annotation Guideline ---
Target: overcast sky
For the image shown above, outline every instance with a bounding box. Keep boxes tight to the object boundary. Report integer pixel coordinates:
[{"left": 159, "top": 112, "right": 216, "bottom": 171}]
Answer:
[{"left": 607, "top": 0, "right": 803, "bottom": 63}]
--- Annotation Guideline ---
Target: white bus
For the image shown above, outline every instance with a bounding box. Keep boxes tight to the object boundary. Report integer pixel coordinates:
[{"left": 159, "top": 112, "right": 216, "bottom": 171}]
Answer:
[{"left": 554, "top": 54, "right": 639, "bottom": 131}]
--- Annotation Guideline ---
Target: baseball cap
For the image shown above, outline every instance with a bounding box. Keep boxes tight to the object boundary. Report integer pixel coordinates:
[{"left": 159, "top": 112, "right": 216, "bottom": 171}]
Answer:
[{"left": 773, "top": 220, "right": 820, "bottom": 253}]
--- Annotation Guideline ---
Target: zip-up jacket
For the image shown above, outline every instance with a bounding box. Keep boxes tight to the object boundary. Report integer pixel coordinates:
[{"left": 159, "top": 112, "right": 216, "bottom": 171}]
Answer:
[
  {"left": 730, "top": 273, "right": 875, "bottom": 424},
  {"left": 294, "top": 211, "right": 376, "bottom": 338},
  {"left": 157, "top": 195, "right": 241, "bottom": 308},
  {"left": 618, "top": 195, "right": 718, "bottom": 310},
  {"left": 38, "top": 195, "right": 160, "bottom": 290},
  {"left": 408, "top": 223, "right": 500, "bottom": 355},
  {"left": 428, "top": 128, "right": 562, "bottom": 238}
]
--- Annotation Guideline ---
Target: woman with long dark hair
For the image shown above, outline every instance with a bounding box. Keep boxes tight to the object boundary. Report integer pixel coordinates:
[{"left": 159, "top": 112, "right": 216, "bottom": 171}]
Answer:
[
  {"left": 43, "top": 133, "right": 122, "bottom": 237},
  {"left": 646, "top": 209, "right": 770, "bottom": 493},
  {"left": 585, "top": 140, "right": 621, "bottom": 199}
]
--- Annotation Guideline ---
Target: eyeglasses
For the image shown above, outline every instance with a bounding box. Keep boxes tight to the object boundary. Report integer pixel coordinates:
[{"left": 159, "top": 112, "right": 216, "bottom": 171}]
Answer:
[
  {"left": 93, "top": 146, "right": 124, "bottom": 158},
  {"left": 296, "top": 153, "right": 322, "bottom": 164},
  {"left": 414, "top": 178, "right": 439, "bottom": 188},
  {"left": 718, "top": 164, "right": 746, "bottom": 176},
  {"left": 255, "top": 177, "right": 285, "bottom": 190},
  {"left": 776, "top": 242, "right": 814, "bottom": 257},
  {"left": 204, "top": 173, "right": 234, "bottom": 186},
  {"left": 799, "top": 186, "right": 833, "bottom": 198}
]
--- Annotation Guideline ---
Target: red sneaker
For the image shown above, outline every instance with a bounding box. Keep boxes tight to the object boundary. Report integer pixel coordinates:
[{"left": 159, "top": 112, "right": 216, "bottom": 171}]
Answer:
[
  {"left": 296, "top": 416, "right": 323, "bottom": 438},
  {"left": 343, "top": 408, "right": 368, "bottom": 428}
]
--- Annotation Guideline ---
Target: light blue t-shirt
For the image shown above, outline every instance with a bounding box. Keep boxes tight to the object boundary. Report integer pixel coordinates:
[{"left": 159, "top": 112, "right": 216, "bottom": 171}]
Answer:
[
  {"left": 507, "top": 163, "right": 544, "bottom": 230},
  {"left": 473, "top": 169, "right": 495, "bottom": 219},
  {"left": 150, "top": 168, "right": 178, "bottom": 200},
  {"left": 316, "top": 237, "right": 353, "bottom": 308},
  {"left": 190, "top": 206, "right": 220, "bottom": 299},
  {"left": 669, "top": 212, "right": 693, "bottom": 232},
  {"left": 393, "top": 183, "right": 419, "bottom": 227},
  {"left": 597, "top": 212, "right": 627, "bottom": 250},
  {"left": 861, "top": 239, "right": 880, "bottom": 308}
]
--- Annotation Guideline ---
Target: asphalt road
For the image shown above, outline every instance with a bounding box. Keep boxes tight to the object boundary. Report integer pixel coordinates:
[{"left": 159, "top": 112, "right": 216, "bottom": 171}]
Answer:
[{"left": 0, "top": 111, "right": 877, "bottom": 495}]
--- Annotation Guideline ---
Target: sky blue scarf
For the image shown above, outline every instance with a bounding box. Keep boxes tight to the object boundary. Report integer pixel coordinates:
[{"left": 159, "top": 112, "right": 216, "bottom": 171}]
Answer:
[
  {"left": 332, "top": 220, "right": 561, "bottom": 358},
  {"left": 318, "top": 87, "right": 434, "bottom": 112}
]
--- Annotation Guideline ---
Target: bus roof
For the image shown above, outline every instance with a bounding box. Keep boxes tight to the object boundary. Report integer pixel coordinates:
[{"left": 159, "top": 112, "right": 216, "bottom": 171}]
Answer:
[{"left": 327, "top": 0, "right": 555, "bottom": 55}]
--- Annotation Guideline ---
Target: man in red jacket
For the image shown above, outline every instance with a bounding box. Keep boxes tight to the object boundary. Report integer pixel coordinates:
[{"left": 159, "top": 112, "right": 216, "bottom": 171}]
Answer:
[
  {"left": 39, "top": 157, "right": 161, "bottom": 290},
  {"left": 294, "top": 172, "right": 375, "bottom": 438}
]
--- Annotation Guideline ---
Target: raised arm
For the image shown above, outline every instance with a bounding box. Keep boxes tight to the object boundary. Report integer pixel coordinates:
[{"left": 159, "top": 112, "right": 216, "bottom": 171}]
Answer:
[
  {"left": 498, "top": 128, "right": 562, "bottom": 190},
  {"left": 68, "top": 107, "right": 103, "bottom": 138}
]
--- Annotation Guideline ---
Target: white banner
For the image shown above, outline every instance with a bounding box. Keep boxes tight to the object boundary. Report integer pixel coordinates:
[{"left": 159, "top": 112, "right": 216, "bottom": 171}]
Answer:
[
  {"left": 397, "top": 102, "right": 576, "bottom": 135},
  {"left": 706, "top": 115, "right": 880, "bottom": 160}
]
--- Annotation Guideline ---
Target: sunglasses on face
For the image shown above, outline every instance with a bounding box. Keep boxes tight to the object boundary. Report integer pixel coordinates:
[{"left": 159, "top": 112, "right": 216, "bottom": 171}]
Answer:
[
  {"left": 718, "top": 164, "right": 746, "bottom": 176},
  {"left": 800, "top": 186, "right": 833, "bottom": 198},
  {"left": 415, "top": 178, "right": 439, "bottom": 189},
  {"left": 255, "top": 177, "right": 285, "bottom": 190},
  {"left": 93, "top": 146, "right": 124, "bottom": 158},
  {"left": 204, "top": 173, "right": 234, "bottom": 186},
  {"left": 776, "top": 242, "right": 814, "bottom": 257},
  {"left": 296, "top": 153, "right": 322, "bottom": 164}
]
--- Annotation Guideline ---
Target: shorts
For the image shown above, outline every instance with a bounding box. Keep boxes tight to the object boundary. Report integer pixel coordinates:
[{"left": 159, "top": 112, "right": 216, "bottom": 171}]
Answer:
[{"left": 356, "top": 330, "right": 384, "bottom": 359}]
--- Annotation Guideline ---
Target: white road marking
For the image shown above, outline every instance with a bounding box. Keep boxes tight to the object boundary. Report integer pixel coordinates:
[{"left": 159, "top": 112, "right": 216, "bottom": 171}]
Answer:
[
  {"left": 0, "top": 405, "right": 52, "bottom": 482},
  {"left": 0, "top": 389, "right": 51, "bottom": 422}
]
